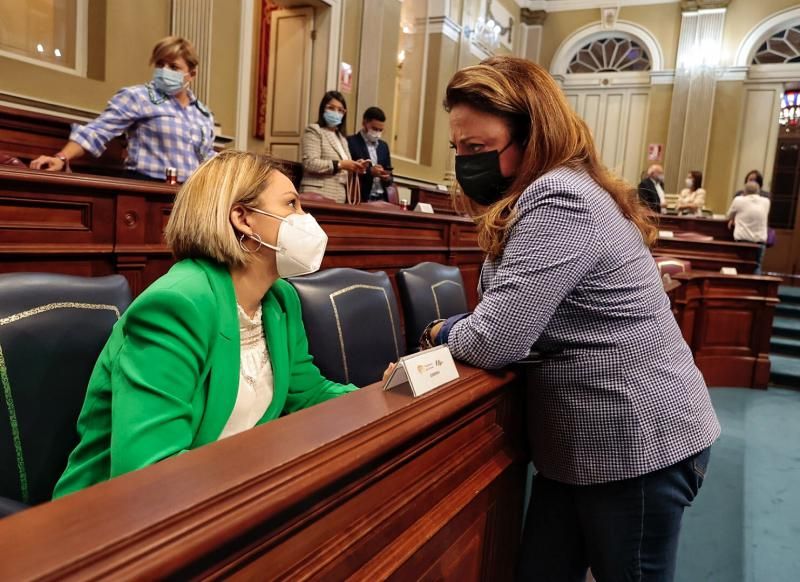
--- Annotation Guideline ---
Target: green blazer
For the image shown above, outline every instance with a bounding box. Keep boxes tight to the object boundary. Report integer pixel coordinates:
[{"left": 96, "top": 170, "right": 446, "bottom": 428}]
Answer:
[{"left": 53, "top": 258, "right": 356, "bottom": 498}]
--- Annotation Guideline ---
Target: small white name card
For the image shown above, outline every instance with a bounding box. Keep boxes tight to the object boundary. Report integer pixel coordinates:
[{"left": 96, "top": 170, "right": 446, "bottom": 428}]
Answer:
[
  {"left": 720, "top": 267, "right": 738, "bottom": 275},
  {"left": 659, "top": 230, "right": 675, "bottom": 238},
  {"left": 414, "top": 202, "right": 435, "bottom": 214},
  {"left": 383, "top": 345, "right": 459, "bottom": 397},
  {"left": 436, "top": 184, "right": 449, "bottom": 192}
]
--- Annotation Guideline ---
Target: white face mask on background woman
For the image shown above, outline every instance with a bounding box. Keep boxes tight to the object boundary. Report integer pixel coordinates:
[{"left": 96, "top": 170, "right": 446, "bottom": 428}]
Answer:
[
  {"left": 685, "top": 178, "right": 694, "bottom": 189},
  {"left": 244, "top": 209, "right": 328, "bottom": 278}
]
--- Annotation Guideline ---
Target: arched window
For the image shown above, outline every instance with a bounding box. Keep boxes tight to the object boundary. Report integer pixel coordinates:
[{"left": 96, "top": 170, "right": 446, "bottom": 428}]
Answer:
[
  {"left": 751, "top": 24, "right": 800, "bottom": 64},
  {"left": 567, "top": 36, "right": 651, "bottom": 74}
]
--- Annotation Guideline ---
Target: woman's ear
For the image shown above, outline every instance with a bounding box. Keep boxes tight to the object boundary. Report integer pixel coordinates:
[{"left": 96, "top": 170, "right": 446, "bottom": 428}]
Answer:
[{"left": 230, "top": 203, "right": 253, "bottom": 237}]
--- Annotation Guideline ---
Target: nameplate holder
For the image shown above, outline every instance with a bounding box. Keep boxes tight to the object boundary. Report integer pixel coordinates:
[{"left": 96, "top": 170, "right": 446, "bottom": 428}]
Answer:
[
  {"left": 383, "top": 345, "right": 459, "bottom": 397},
  {"left": 414, "top": 202, "right": 435, "bottom": 214},
  {"left": 658, "top": 230, "right": 674, "bottom": 238},
  {"left": 720, "top": 267, "right": 738, "bottom": 276}
]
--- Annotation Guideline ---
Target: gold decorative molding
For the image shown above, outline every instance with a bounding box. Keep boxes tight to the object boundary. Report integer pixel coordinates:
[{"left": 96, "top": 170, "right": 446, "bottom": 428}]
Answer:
[
  {"left": 521, "top": 8, "right": 547, "bottom": 26},
  {"left": 680, "top": 0, "right": 730, "bottom": 11}
]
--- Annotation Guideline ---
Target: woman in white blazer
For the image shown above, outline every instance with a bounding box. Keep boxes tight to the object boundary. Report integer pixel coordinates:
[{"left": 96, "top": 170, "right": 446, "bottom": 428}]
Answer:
[{"left": 300, "top": 91, "right": 368, "bottom": 203}]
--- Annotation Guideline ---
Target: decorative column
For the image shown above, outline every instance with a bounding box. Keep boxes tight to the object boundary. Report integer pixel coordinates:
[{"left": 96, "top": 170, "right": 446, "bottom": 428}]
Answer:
[
  {"left": 663, "top": 0, "right": 730, "bottom": 192},
  {"left": 171, "top": 0, "right": 213, "bottom": 104},
  {"left": 518, "top": 9, "right": 547, "bottom": 64}
]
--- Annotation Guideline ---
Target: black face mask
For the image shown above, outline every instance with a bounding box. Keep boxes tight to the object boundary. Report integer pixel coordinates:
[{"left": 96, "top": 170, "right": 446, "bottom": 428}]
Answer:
[{"left": 454, "top": 142, "right": 515, "bottom": 206}]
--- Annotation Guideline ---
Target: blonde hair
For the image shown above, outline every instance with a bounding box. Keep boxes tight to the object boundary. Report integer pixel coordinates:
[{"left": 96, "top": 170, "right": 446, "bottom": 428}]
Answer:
[
  {"left": 165, "top": 150, "right": 283, "bottom": 266},
  {"left": 149, "top": 36, "right": 200, "bottom": 70},
  {"left": 444, "top": 56, "right": 657, "bottom": 260}
]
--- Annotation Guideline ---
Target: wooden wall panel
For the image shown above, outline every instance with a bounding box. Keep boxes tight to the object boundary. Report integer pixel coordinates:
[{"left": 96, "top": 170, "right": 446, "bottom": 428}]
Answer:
[
  {"left": 0, "top": 167, "right": 484, "bottom": 310},
  {"left": 672, "top": 271, "right": 781, "bottom": 389}
]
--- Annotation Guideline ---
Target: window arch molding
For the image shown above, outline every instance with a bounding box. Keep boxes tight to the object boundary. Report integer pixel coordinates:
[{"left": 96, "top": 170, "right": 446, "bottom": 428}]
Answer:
[
  {"left": 550, "top": 21, "right": 664, "bottom": 80},
  {"left": 735, "top": 6, "right": 800, "bottom": 68}
]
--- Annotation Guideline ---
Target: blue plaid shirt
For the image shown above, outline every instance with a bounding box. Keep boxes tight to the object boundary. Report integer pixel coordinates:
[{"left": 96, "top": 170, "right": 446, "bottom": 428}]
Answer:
[{"left": 70, "top": 83, "right": 215, "bottom": 182}]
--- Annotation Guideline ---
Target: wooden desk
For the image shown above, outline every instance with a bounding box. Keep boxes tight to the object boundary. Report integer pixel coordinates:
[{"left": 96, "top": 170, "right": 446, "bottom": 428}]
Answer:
[
  {"left": 0, "top": 364, "right": 526, "bottom": 580},
  {"left": 0, "top": 104, "right": 127, "bottom": 176},
  {"left": 671, "top": 271, "right": 782, "bottom": 389},
  {"left": 0, "top": 167, "right": 483, "bottom": 307},
  {"left": 656, "top": 215, "right": 733, "bottom": 241},
  {"left": 653, "top": 236, "right": 761, "bottom": 273}
]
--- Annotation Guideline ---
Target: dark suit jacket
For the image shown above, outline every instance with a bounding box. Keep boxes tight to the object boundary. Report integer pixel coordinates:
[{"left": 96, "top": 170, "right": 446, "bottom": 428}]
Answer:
[
  {"left": 347, "top": 132, "right": 392, "bottom": 202},
  {"left": 638, "top": 178, "right": 662, "bottom": 213}
]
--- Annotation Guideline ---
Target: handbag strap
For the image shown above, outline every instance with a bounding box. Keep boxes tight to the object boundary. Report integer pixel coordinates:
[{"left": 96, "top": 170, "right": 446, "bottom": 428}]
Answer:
[{"left": 346, "top": 172, "right": 361, "bottom": 206}]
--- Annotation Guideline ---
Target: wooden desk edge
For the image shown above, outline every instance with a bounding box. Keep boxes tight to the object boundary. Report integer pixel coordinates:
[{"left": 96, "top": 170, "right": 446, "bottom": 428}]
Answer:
[{"left": 0, "top": 364, "right": 520, "bottom": 580}]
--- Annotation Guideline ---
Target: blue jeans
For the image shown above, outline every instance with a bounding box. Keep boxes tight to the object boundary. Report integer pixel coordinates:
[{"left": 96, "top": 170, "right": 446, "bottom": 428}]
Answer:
[
  {"left": 755, "top": 243, "right": 766, "bottom": 275},
  {"left": 517, "top": 448, "right": 711, "bottom": 582}
]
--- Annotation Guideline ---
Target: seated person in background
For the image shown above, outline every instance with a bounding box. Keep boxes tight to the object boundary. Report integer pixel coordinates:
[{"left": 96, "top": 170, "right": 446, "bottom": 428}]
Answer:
[
  {"left": 300, "top": 91, "right": 368, "bottom": 203},
  {"left": 676, "top": 170, "right": 706, "bottom": 215},
  {"left": 637, "top": 164, "right": 666, "bottom": 214},
  {"left": 347, "top": 107, "right": 393, "bottom": 202},
  {"left": 53, "top": 150, "right": 359, "bottom": 498},
  {"left": 30, "top": 36, "right": 215, "bottom": 183},
  {"left": 728, "top": 180, "right": 771, "bottom": 274},
  {"left": 733, "top": 169, "right": 770, "bottom": 199}
]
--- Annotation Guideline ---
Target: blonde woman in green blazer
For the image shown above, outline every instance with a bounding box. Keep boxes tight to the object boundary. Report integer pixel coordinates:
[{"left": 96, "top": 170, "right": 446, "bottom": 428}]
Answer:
[{"left": 54, "top": 151, "right": 357, "bottom": 498}]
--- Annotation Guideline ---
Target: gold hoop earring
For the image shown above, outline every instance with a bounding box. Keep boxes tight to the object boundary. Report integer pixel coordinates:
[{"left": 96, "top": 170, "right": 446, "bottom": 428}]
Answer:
[{"left": 239, "top": 233, "right": 263, "bottom": 253}]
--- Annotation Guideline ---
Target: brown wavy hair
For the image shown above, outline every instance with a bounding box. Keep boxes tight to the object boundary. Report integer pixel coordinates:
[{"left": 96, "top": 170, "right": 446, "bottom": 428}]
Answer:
[{"left": 444, "top": 56, "right": 656, "bottom": 259}]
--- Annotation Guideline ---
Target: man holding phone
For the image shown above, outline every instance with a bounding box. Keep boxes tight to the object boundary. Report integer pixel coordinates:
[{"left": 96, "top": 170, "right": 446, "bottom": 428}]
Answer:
[{"left": 347, "top": 106, "right": 393, "bottom": 202}]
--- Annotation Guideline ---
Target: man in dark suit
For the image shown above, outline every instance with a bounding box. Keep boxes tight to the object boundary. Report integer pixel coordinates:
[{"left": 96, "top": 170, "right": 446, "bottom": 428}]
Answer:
[
  {"left": 637, "top": 164, "right": 666, "bottom": 214},
  {"left": 347, "top": 107, "right": 393, "bottom": 202}
]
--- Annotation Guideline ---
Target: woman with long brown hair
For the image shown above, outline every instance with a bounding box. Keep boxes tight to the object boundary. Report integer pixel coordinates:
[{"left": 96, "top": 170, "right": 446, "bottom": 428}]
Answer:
[{"left": 421, "top": 57, "right": 719, "bottom": 581}]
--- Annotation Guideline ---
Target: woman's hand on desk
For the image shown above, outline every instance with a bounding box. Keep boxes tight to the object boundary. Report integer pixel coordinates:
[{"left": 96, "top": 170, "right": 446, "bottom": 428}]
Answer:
[
  {"left": 430, "top": 322, "right": 444, "bottom": 342},
  {"left": 30, "top": 155, "right": 66, "bottom": 172},
  {"left": 383, "top": 362, "right": 397, "bottom": 382},
  {"left": 340, "top": 159, "right": 368, "bottom": 174}
]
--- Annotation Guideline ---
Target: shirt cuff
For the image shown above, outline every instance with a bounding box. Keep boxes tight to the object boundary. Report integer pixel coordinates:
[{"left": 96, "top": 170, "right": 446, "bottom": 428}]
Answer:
[
  {"left": 69, "top": 123, "right": 104, "bottom": 158},
  {"left": 435, "top": 313, "right": 471, "bottom": 345}
]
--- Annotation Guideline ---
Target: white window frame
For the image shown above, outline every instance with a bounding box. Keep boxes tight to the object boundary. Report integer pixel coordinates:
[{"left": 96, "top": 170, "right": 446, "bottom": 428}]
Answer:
[
  {"left": 0, "top": 0, "right": 88, "bottom": 77},
  {"left": 550, "top": 21, "right": 665, "bottom": 88}
]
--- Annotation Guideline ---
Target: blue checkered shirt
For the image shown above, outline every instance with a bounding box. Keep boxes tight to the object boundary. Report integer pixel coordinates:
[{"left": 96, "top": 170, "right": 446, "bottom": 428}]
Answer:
[
  {"left": 70, "top": 84, "right": 215, "bottom": 182},
  {"left": 447, "top": 166, "right": 720, "bottom": 485}
]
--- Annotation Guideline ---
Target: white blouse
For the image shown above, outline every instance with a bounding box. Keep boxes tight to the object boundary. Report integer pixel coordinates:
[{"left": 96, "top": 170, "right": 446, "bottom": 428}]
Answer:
[{"left": 218, "top": 305, "right": 274, "bottom": 440}]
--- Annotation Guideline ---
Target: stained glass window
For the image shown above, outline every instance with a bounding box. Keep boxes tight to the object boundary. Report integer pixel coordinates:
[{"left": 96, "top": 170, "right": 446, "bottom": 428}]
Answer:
[
  {"left": 567, "top": 37, "right": 651, "bottom": 74},
  {"left": 779, "top": 90, "right": 800, "bottom": 127},
  {"left": 752, "top": 25, "right": 800, "bottom": 65}
]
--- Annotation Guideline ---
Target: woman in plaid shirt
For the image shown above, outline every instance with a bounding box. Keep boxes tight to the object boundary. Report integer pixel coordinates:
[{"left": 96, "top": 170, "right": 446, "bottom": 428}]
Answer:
[
  {"left": 30, "top": 36, "right": 215, "bottom": 183},
  {"left": 426, "top": 57, "right": 719, "bottom": 581}
]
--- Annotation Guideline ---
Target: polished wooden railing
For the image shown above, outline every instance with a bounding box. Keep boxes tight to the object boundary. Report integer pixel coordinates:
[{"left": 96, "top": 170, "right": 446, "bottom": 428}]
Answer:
[{"left": 0, "top": 364, "right": 526, "bottom": 581}]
